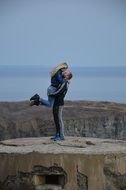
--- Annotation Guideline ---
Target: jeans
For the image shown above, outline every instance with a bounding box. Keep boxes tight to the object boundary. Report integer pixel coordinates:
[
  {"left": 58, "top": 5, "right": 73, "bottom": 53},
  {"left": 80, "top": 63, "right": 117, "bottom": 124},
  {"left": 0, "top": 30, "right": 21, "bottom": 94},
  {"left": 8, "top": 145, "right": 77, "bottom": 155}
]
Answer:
[
  {"left": 39, "top": 85, "right": 56, "bottom": 108},
  {"left": 39, "top": 96, "right": 54, "bottom": 108}
]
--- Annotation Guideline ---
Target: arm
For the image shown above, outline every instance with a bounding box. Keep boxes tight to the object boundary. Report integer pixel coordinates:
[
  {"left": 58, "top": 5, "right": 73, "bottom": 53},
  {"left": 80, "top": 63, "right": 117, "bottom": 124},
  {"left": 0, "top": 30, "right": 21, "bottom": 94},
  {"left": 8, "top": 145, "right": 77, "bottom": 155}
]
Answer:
[
  {"left": 50, "top": 80, "right": 68, "bottom": 97},
  {"left": 55, "top": 70, "right": 64, "bottom": 84}
]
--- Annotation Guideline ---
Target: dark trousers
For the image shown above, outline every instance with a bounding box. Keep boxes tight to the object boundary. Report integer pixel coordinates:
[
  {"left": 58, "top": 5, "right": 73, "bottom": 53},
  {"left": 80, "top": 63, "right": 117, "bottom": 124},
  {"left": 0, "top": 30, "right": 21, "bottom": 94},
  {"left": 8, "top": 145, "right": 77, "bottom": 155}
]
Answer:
[{"left": 53, "top": 105, "right": 64, "bottom": 136}]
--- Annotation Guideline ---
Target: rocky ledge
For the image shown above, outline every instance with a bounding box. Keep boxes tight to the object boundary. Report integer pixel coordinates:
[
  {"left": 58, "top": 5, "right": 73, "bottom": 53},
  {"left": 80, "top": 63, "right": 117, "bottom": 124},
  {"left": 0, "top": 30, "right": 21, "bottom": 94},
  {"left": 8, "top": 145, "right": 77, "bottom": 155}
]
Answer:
[
  {"left": 0, "top": 137, "right": 126, "bottom": 190},
  {"left": 0, "top": 100, "right": 126, "bottom": 140}
]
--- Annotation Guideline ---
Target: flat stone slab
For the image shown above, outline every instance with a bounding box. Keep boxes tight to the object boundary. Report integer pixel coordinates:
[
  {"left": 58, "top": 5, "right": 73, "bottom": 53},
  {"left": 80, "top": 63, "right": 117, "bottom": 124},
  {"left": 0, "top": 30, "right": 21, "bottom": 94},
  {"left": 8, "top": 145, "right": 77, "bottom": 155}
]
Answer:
[
  {"left": 0, "top": 137, "right": 126, "bottom": 155},
  {"left": 1, "top": 137, "right": 126, "bottom": 190}
]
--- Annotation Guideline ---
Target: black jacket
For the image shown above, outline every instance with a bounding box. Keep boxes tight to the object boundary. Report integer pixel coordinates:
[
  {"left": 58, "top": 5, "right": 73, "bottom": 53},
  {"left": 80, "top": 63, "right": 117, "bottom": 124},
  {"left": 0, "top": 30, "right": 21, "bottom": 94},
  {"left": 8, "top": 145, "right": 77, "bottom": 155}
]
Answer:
[
  {"left": 49, "top": 79, "right": 69, "bottom": 106},
  {"left": 51, "top": 70, "right": 64, "bottom": 87}
]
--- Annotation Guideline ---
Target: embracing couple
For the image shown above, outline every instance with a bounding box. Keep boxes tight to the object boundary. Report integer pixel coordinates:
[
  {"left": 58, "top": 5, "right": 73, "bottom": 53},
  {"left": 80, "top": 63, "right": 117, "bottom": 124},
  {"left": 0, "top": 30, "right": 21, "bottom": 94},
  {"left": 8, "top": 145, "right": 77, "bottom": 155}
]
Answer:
[{"left": 30, "top": 62, "right": 73, "bottom": 141}]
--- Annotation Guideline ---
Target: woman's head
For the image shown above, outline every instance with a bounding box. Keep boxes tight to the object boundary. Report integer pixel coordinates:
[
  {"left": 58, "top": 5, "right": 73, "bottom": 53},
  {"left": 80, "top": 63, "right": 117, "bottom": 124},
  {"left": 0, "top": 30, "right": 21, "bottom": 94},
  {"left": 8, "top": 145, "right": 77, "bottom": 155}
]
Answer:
[
  {"left": 50, "top": 62, "right": 68, "bottom": 77},
  {"left": 60, "top": 62, "right": 68, "bottom": 71}
]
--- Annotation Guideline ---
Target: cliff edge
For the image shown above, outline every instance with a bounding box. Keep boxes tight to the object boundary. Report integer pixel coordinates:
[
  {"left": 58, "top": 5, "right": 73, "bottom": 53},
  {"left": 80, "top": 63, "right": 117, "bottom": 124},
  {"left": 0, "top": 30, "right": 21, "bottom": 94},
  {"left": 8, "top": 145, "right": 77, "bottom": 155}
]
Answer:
[{"left": 0, "top": 100, "right": 126, "bottom": 140}]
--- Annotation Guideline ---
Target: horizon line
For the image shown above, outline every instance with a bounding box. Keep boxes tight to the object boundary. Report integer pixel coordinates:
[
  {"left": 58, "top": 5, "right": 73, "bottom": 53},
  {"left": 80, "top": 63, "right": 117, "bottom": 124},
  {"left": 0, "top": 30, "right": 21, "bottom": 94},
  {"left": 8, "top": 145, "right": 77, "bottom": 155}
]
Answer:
[{"left": 0, "top": 65, "right": 126, "bottom": 68}]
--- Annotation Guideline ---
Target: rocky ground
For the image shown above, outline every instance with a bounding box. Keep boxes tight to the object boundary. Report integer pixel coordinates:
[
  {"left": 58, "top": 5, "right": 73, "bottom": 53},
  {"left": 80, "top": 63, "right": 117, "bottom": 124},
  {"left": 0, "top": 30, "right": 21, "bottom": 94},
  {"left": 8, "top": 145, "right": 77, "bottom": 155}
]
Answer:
[
  {"left": 0, "top": 101, "right": 126, "bottom": 140},
  {"left": 0, "top": 136, "right": 126, "bottom": 155},
  {"left": 1, "top": 137, "right": 126, "bottom": 190},
  {"left": 1, "top": 100, "right": 126, "bottom": 190},
  {"left": 0, "top": 100, "right": 126, "bottom": 140}
]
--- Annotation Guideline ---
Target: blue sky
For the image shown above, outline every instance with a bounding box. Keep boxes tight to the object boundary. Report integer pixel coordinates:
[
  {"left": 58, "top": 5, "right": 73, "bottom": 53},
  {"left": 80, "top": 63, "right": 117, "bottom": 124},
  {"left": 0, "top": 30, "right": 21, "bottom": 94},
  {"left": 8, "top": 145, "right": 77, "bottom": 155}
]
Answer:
[{"left": 0, "top": 0, "right": 126, "bottom": 67}]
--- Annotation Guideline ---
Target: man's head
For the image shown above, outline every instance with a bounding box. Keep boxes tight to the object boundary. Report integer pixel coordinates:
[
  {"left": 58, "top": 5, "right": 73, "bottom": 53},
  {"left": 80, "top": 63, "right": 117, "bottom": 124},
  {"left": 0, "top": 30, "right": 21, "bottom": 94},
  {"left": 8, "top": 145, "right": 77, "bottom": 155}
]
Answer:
[{"left": 63, "top": 70, "right": 73, "bottom": 80}]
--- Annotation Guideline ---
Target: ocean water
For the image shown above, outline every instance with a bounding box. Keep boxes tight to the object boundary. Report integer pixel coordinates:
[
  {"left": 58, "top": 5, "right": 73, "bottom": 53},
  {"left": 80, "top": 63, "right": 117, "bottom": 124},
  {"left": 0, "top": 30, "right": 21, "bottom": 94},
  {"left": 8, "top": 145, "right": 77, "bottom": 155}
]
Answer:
[{"left": 0, "top": 65, "right": 126, "bottom": 104}]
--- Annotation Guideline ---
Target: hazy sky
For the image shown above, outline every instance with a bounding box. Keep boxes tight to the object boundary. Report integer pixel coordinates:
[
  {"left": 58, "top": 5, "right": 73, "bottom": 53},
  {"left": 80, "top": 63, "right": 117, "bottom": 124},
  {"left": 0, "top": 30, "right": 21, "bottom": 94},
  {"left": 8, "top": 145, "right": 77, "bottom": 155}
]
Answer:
[{"left": 0, "top": 0, "right": 126, "bottom": 67}]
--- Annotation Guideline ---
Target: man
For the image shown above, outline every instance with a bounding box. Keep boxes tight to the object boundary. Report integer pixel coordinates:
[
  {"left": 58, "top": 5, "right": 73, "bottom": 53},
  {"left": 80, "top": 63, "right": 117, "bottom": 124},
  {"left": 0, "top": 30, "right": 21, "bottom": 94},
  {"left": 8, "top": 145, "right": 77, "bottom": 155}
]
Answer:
[
  {"left": 30, "top": 70, "right": 73, "bottom": 141},
  {"left": 50, "top": 70, "right": 73, "bottom": 141}
]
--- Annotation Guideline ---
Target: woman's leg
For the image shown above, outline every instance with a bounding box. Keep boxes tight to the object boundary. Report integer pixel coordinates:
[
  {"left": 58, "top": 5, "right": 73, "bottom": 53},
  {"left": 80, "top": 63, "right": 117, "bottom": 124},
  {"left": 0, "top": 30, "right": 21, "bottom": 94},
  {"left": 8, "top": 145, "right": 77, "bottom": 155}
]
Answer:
[
  {"left": 39, "top": 85, "right": 56, "bottom": 107},
  {"left": 39, "top": 96, "right": 54, "bottom": 108}
]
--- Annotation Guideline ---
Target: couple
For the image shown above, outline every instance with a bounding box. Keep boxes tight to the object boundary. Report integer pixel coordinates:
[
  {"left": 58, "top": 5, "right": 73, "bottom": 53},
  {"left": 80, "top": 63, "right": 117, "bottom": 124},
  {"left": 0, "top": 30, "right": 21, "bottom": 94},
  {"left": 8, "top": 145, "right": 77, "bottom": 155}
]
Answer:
[{"left": 30, "top": 63, "right": 73, "bottom": 141}]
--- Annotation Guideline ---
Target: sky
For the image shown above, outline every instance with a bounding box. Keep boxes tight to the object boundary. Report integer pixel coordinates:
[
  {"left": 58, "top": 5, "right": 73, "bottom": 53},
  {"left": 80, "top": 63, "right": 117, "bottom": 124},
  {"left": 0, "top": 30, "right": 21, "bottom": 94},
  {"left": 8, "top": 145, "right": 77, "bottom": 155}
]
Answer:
[{"left": 0, "top": 0, "right": 126, "bottom": 68}]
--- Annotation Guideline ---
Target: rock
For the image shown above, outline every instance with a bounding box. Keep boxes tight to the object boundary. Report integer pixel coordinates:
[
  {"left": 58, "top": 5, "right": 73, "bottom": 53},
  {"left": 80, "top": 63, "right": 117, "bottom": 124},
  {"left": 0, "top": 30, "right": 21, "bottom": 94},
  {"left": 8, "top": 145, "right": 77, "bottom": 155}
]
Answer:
[
  {"left": 0, "top": 137, "right": 126, "bottom": 190},
  {"left": 0, "top": 100, "right": 126, "bottom": 140}
]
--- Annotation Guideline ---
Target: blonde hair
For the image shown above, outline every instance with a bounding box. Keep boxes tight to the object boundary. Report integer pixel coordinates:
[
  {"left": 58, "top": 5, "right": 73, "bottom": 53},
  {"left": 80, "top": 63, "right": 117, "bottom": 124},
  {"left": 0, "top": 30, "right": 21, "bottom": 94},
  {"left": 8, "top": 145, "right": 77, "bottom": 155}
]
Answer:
[{"left": 50, "top": 62, "right": 68, "bottom": 77}]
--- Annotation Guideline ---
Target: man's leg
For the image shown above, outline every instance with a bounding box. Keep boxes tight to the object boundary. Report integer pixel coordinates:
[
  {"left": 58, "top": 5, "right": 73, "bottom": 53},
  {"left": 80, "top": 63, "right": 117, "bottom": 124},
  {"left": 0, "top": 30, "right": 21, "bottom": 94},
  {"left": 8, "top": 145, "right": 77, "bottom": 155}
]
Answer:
[
  {"left": 58, "top": 106, "right": 65, "bottom": 140},
  {"left": 52, "top": 105, "right": 60, "bottom": 140}
]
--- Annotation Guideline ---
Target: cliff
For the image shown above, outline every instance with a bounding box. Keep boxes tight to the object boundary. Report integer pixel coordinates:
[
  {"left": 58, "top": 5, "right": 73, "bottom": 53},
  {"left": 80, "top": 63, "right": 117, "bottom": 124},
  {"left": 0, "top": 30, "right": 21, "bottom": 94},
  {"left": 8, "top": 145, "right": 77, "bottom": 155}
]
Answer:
[
  {"left": 0, "top": 100, "right": 126, "bottom": 140},
  {"left": 0, "top": 137, "right": 126, "bottom": 190}
]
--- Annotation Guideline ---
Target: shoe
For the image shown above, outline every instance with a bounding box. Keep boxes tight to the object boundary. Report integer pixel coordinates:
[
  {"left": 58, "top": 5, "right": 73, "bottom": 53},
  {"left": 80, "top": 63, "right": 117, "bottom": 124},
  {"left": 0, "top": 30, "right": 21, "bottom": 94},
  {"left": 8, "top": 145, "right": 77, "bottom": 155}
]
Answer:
[
  {"left": 30, "top": 94, "right": 40, "bottom": 106},
  {"left": 50, "top": 134, "right": 57, "bottom": 140},
  {"left": 60, "top": 135, "right": 65, "bottom": 141},
  {"left": 53, "top": 134, "right": 61, "bottom": 141},
  {"left": 30, "top": 99, "right": 39, "bottom": 106},
  {"left": 30, "top": 100, "right": 35, "bottom": 106},
  {"left": 30, "top": 94, "right": 40, "bottom": 101}
]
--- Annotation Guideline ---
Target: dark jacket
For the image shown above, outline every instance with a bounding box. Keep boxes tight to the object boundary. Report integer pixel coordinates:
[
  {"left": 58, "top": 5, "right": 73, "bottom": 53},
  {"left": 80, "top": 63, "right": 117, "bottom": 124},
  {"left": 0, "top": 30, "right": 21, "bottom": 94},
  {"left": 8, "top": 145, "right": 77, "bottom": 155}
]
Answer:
[
  {"left": 51, "top": 70, "right": 64, "bottom": 87},
  {"left": 49, "top": 79, "right": 69, "bottom": 106}
]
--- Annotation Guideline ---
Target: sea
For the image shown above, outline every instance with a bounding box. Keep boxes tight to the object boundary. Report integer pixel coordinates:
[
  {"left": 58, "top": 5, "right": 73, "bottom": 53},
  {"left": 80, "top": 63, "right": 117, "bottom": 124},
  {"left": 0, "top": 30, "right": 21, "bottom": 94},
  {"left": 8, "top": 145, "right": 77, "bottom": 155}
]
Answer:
[{"left": 0, "top": 65, "right": 126, "bottom": 104}]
